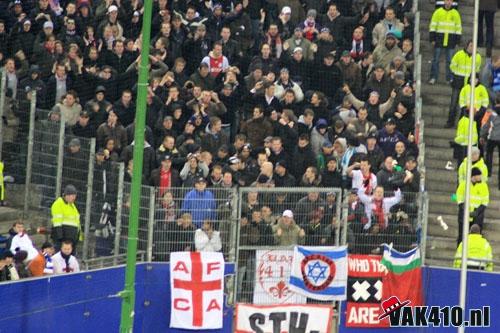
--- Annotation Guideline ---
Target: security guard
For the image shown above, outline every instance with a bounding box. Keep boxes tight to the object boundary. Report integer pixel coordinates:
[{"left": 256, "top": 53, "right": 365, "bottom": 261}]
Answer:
[
  {"left": 51, "top": 185, "right": 81, "bottom": 250},
  {"left": 459, "top": 75, "right": 490, "bottom": 112},
  {"left": 456, "top": 167, "right": 489, "bottom": 245},
  {"left": 429, "top": 0, "right": 462, "bottom": 85},
  {"left": 454, "top": 112, "right": 478, "bottom": 164},
  {"left": 447, "top": 41, "right": 482, "bottom": 128},
  {"left": 0, "top": 161, "right": 4, "bottom": 206},
  {"left": 454, "top": 224, "right": 493, "bottom": 271}
]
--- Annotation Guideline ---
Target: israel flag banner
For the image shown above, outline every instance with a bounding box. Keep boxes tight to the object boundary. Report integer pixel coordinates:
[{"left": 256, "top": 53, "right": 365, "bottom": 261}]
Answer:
[{"left": 289, "top": 246, "right": 348, "bottom": 301}]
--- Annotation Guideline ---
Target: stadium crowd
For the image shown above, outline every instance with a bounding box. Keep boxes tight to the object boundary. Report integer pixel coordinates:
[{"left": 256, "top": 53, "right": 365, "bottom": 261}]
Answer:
[{"left": 0, "top": 0, "right": 425, "bottom": 280}]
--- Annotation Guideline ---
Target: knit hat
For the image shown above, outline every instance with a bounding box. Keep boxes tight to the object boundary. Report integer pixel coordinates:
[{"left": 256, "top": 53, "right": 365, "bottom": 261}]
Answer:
[
  {"left": 63, "top": 184, "right": 77, "bottom": 195},
  {"left": 471, "top": 167, "right": 482, "bottom": 177}
]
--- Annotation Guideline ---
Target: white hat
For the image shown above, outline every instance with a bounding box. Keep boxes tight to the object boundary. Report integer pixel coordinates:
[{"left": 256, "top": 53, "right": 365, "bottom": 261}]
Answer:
[
  {"left": 43, "top": 21, "right": 54, "bottom": 29},
  {"left": 293, "top": 47, "right": 303, "bottom": 54},
  {"left": 282, "top": 210, "right": 294, "bottom": 218},
  {"left": 281, "top": 6, "right": 292, "bottom": 14},
  {"left": 107, "top": 5, "right": 118, "bottom": 14}
]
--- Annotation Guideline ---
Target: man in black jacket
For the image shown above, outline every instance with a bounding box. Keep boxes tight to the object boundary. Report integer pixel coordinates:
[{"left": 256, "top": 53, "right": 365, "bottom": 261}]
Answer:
[
  {"left": 273, "top": 160, "right": 297, "bottom": 187},
  {"left": 291, "top": 134, "right": 316, "bottom": 180}
]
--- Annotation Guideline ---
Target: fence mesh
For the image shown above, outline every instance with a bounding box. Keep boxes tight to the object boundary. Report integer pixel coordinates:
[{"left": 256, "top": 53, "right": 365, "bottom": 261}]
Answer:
[{"left": 236, "top": 187, "right": 343, "bottom": 304}]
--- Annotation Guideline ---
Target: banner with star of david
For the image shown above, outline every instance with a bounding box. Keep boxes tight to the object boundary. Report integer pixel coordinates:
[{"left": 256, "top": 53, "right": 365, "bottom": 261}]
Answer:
[{"left": 289, "top": 246, "right": 348, "bottom": 301}]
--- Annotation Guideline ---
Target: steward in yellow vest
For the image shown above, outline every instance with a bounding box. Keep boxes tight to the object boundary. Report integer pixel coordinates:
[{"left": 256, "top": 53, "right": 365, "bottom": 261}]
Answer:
[
  {"left": 51, "top": 185, "right": 81, "bottom": 249},
  {"left": 454, "top": 224, "right": 493, "bottom": 271}
]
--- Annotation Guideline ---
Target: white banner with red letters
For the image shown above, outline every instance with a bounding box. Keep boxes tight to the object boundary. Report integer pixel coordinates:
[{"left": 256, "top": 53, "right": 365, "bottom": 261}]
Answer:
[
  {"left": 253, "top": 250, "right": 306, "bottom": 304},
  {"left": 235, "top": 303, "right": 333, "bottom": 333},
  {"left": 170, "top": 251, "right": 224, "bottom": 329}
]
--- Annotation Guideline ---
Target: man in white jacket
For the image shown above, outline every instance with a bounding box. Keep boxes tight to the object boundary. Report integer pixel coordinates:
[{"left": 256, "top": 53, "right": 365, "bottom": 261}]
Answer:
[
  {"left": 52, "top": 240, "right": 80, "bottom": 274},
  {"left": 357, "top": 186, "right": 401, "bottom": 230},
  {"left": 9, "top": 221, "right": 39, "bottom": 262},
  {"left": 195, "top": 220, "right": 222, "bottom": 252}
]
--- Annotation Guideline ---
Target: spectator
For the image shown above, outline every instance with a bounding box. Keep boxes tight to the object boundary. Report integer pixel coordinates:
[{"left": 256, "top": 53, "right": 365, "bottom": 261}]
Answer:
[
  {"left": 321, "top": 156, "right": 343, "bottom": 187},
  {"left": 182, "top": 177, "right": 216, "bottom": 227},
  {"left": 454, "top": 224, "right": 493, "bottom": 271},
  {"left": 28, "top": 242, "right": 55, "bottom": 277},
  {"left": 348, "top": 157, "right": 378, "bottom": 193},
  {"left": 150, "top": 155, "right": 182, "bottom": 191},
  {"left": 481, "top": 105, "right": 500, "bottom": 189},
  {"left": 96, "top": 110, "right": 128, "bottom": 152},
  {"left": 346, "top": 107, "right": 378, "bottom": 140},
  {"left": 241, "top": 106, "right": 273, "bottom": 149},
  {"left": 273, "top": 160, "right": 297, "bottom": 187},
  {"left": 9, "top": 221, "right": 38, "bottom": 262},
  {"left": 195, "top": 220, "right": 222, "bottom": 252},
  {"left": 372, "top": 31, "right": 403, "bottom": 70},
  {"left": 52, "top": 240, "right": 80, "bottom": 274},
  {"left": 357, "top": 186, "right": 402, "bottom": 230},
  {"left": 291, "top": 134, "right": 316, "bottom": 180},
  {"left": 165, "top": 213, "right": 196, "bottom": 254},
  {"left": 274, "top": 68, "right": 304, "bottom": 102},
  {"left": 372, "top": 7, "right": 404, "bottom": 47},
  {"left": 0, "top": 251, "right": 18, "bottom": 282},
  {"left": 180, "top": 153, "right": 209, "bottom": 188},
  {"left": 478, "top": 0, "right": 496, "bottom": 57},
  {"left": 304, "top": 207, "right": 327, "bottom": 245},
  {"left": 272, "top": 210, "right": 305, "bottom": 245},
  {"left": 377, "top": 117, "right": 407, "bottom": 156},
  {"left": 377, "top": 156, "right": 405, "bottom": 191}
]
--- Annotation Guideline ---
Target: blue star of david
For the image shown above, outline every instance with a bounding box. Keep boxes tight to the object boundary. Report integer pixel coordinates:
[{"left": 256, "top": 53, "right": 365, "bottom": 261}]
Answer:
[{"left": 307, "top": 261, "right": 328, "bottom": 284}]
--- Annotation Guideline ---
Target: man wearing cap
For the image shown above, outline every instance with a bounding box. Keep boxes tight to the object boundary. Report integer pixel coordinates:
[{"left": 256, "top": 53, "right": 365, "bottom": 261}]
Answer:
[
  {"left": 373, "top": 30, "right": 403, "bottom": 69},
  {"left": 51, "top": 185, "right": 81, "bottom": 250},
  {"left": 455, "top": 167, "right": 489, "bottom": 245},
  {"left": 11, "top": 19, "right": 35, "bottom": 59},
  {"left": 372, "top": 7, "right": 404, "bottom": 47},
  {"left": 273, "top": 160, "right": 296, "bottom": 187},
  {"left": 272, "top": 210, "right": 306, "bottom": 246},
  {"left": 97, "top": 4, "right": 123, "bottom": 39},
  {"left": 277, "top": 6, "right": 294, "bottom": 40},
  {"left": 284, "top": 27, "right": 314, "bottom": 61},
  {"left": 181, "top": 177, "right": 216, "bottom": 228},
  {"left": 274, "top": 0, "right": 305, "bottom": 27},
  {"left": 377, "top": 118, "right": 407, "bottom": 156}
]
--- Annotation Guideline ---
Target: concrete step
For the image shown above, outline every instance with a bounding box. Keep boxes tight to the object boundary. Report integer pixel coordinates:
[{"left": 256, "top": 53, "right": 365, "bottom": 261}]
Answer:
[
  {"left": 428, "top": 193, "right": 500, "bottom": 218},
  {"left": 0, "top": 207, "right": 21, "bottom": 222}
]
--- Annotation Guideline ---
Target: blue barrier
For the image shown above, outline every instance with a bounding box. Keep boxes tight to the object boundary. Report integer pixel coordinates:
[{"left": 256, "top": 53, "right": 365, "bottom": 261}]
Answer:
[
  {"left": 339, "top": 266, "right": 500, "bottom": 333},
  {"left": 0, "top": 262, "right": 235, "bottom": 333}
]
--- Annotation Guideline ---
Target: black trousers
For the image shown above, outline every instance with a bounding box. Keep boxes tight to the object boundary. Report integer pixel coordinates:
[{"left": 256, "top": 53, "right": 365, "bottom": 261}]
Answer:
[
  {"left": 457, "top": 204, "right": 485, "bottom": 245},
  {"left": 478, "top": 10, "right": 495, "bottom": 49},
  {"left": 448, "top": 87, "right": 461, "bottom": 125},
  {"left": 485, "top": 140, "right": 500, "bottom": 187}
]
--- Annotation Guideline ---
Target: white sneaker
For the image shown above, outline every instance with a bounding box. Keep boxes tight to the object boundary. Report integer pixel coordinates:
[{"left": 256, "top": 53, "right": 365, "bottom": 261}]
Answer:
[
  {"left": 428, "top": 78, "right": 436, "bottom": 85},
  {"left": 445, "top": 161, "right": 453, "bottom": 170}
]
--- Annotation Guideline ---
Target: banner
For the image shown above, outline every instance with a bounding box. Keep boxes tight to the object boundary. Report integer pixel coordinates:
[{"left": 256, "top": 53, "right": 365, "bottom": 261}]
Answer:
[
  {"left": 380, "top": 245, "right": 423, "bottom": 319},
  {"left": 289, "top": 246, "right": 348, "bottom": 301},
  {"left": 345, "top": 254, "right": 388, "bottom": 328},
  {"left": 254, "top": 250, "right": 306, "bottom": 304},
  {"left": 235, "top": 303, "right": 333, "bottom": 333},
  {"left": 170, "top": 252, "right": 224, "bottom": 330}
]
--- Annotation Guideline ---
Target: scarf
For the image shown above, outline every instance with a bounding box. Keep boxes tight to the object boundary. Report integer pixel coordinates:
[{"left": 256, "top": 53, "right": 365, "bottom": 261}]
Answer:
[
  {"left": 160, "top": 168, "right": 171, "bottom": 195},
  {"left": 43, "top": 252, "right": 54, "bottom": 274},
  {"left": 362, "top": 172, "right": 373, "bottom": 195},
  {"left": 60, "top": 252, "right": 73, "bottom": 273},
  {"left": 350, "top": 38, "right": 364, "bottom": 60},
  {"left": 372, "top": 199, "right": 385, "bottom": 229}
]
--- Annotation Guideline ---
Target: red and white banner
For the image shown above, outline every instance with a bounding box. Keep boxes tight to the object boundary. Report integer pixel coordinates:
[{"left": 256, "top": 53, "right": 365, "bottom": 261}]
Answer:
[
  {"left": 170, "top": 252, "right": 224, "bottom": 330},
  {"left": 345, "top": 254, "right": 388, "bottom": 328},
  {"left": 235, "top": 303, "right": 333, "bottom": 333},
  {"left": 254, "top": 250, "right": 306, "bottom": 304}
]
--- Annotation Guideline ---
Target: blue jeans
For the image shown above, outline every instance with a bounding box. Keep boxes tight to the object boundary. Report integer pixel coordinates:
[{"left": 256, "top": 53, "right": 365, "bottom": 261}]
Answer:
[{"left": 431, "top": 47, "right": 454, "bottom": 81}]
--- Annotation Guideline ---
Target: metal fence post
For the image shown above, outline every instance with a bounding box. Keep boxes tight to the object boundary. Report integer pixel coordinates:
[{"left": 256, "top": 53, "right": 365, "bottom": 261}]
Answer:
[
  {"left": 82, "top": 138, "right": 96, "bottom": 261},
  {"left": 146, "top": 186, "right": 156, "bottom": 262},
  {"left": 23, "top": 90, "right": 37, "bottom": 218},
  {"left": 0, "top": 70, "right": 6, "bottom": 161},
  {"left": 113, "top": 162, "right": 125, "bottom": 265},
  {"left": 341, "top": 191, "right": 349, "bottom": 246},
  {"left": 232, "top": 187, "right": 243, "bottom": 304},
  {"left": 55, "top": 112, "right": 65, "bottom": 198},
  {"left": 420, "top": 192, "right": 429, "bottom": 265},
  {"left": 334, "top": 189, "right": 342, "bottom": 246}
]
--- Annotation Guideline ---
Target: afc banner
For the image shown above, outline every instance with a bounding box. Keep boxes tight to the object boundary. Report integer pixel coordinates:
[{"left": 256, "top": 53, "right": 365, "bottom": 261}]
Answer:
[
  {"left": 345, "top": 254, "right": 388, "bottom": 328},
  {"left": 170, "top": 252, "right": 224, "bottom": 330},
  {"left": 235, "top": 303, "right": 333, "bottom": 333}
]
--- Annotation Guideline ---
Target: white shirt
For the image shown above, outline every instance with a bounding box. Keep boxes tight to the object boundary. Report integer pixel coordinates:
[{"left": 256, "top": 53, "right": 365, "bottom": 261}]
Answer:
[
  {"left": 352, "top": 169, "right": 378, "bottom": 193},
  {"left": 52, "top": 252, "right": 80, "bottom": 274},
  {"left": 195, "top": 229, "right": 222, "bottom": 252},
  {"left": 10, "top": 233, "right": 39, "bottom": 261}
]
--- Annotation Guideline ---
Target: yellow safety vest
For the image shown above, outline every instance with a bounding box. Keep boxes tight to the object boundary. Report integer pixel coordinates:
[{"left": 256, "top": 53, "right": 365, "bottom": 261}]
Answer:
[
  {"left": 459, "top": 84, "right": 490, "bottom": 110},
  {"left": 454, "top": 116, "right": 478, "bottom": 146},
  {"left": 51, "top": 197, "right": 80, "bottom": 229},
  {"left": 454, "top": 234, "right": 493, "bottom": 271},
  {"left": 456, "top": 181, "right": 489, "bottom": 212},
  {"left": 458, "top": 158, "right": 488, "bottom": 184},
  {"left": 450, "top": 50, "right": 482, "bottom": 78},
  {"left": 429, "top": 7, "right": 462, "bottom": 47}
]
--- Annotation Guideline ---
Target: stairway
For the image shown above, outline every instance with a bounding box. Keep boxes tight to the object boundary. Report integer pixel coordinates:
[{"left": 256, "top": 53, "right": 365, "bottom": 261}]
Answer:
[{"left": 420, "top": 0, "right": 500, "bottom": 269}]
